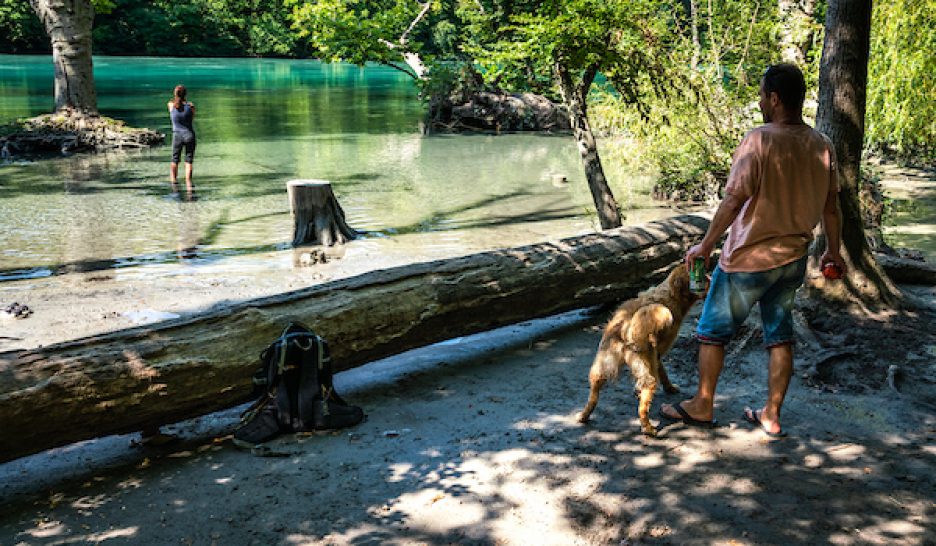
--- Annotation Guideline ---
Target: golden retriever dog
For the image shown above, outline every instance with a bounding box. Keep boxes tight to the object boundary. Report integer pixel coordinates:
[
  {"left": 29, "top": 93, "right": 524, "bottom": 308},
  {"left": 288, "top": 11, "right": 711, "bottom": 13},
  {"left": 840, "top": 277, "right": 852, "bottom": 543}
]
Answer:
[{"left": 577, "top": 264, "right": 702, "bottom": 436}]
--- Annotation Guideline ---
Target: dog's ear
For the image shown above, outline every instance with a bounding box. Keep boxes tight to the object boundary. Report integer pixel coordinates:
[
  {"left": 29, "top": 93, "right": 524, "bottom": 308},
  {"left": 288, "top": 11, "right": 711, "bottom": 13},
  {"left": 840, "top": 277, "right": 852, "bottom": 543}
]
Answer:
[{"left": 669, "top": 265, "right": 694, "bottom": 301}]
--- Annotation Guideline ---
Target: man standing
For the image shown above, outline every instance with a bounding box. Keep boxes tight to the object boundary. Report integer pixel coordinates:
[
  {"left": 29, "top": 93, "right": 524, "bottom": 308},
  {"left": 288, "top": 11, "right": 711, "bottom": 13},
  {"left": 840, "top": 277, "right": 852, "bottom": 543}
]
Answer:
[{"left": 660, "top": 64, "right": 845, "bottom": 437}]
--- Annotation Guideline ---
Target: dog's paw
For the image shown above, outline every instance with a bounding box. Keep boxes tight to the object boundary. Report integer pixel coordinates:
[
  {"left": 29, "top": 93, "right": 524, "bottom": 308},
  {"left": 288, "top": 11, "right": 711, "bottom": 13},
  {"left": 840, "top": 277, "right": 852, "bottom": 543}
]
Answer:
[
  {"left": 664, "top": 383, "right": 681, "bottom": 394},
  {"left": 576, "top": 412, "right": 590, "bottom": 424},
  {"left": 640, "top": 421, "right": 658, "bottom": 437}
]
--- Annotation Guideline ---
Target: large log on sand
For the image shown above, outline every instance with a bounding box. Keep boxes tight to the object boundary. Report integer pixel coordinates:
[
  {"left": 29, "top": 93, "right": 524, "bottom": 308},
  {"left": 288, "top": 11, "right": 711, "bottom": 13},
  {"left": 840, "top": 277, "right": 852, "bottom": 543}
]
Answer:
[{"left": 0, "top": 215, "right": 709, "bottom": 463}]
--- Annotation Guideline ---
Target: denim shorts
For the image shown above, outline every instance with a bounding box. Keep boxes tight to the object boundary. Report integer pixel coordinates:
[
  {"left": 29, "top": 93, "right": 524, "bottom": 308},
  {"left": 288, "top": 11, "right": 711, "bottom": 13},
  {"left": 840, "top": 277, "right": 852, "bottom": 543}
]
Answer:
[{"left": 696, "top": 256, "right": 807, "bottom": 348}]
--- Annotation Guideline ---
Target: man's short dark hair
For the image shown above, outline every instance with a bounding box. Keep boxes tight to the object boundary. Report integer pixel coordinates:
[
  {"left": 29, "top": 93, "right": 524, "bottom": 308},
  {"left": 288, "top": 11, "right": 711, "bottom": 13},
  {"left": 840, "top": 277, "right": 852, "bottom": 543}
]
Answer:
[{"left": 762, "top": 64, "right": 806, "bottom": 112}]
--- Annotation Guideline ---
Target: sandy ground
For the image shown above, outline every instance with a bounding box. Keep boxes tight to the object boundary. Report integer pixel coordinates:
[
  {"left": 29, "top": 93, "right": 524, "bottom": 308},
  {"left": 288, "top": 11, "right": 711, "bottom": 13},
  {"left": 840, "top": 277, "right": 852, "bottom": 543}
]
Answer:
[
  {"left": 1, "top": 166, "right": 935, "bottom": 545},
  {"left": 1, "top": 283, "right": 935, "bottom": 545}
]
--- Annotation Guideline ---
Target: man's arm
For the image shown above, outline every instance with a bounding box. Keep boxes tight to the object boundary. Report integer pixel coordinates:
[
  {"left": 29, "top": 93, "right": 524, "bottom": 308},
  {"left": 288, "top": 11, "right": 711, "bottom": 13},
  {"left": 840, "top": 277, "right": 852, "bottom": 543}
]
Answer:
[
  {"left": 820, "top": 188, "right": 845, "bottom": 270},
  {"left": 685, "top": 192, "right": 747, "bottom": 269}
]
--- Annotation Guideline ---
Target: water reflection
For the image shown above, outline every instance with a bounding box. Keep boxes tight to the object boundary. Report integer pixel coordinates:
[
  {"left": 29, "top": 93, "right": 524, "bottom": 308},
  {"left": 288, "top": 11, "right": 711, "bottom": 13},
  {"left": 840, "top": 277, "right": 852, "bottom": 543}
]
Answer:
[{"left": 176, "top": 201, "right": 201, "bottom": 260}]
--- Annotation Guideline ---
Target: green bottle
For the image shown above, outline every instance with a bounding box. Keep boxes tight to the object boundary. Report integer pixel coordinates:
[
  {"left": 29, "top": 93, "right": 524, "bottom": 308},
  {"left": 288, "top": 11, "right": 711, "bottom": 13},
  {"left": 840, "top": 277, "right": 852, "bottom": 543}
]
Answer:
[{"left": 690, "top": 257, "right": 707, "bottom": 295}]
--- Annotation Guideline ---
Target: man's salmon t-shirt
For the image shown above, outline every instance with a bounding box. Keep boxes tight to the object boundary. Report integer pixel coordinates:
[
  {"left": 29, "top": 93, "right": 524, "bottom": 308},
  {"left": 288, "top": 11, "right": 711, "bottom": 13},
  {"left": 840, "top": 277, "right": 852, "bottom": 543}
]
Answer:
[{"left": 719, "top": 123, "right": 838, "bottom": 273}]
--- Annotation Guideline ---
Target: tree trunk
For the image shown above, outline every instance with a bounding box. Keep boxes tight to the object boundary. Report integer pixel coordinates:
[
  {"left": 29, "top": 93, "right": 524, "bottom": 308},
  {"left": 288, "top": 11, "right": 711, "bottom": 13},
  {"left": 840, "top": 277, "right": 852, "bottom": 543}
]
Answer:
[
  {"left": 287, "top": 180, "right": 358, "bottom": 247},
  {"left": 28, "top": 0, "right": 97, "bottom": 114},
  {"left": 812, "top": 0, "right": 902, "bottom": 309},
  {"left": 0, "top": 215, "right": 709, "bottom": 463},
  {"left": 556, "top": 63, "right": 623, "bottom": 230}
]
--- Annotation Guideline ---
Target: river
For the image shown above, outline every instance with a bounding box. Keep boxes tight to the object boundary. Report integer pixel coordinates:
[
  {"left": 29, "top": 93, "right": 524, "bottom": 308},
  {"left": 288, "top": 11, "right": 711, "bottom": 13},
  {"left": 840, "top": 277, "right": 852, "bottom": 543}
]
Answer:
[
  {"left": 0, "top": 55, "right": 689, "bottom": 283},
  {"left": 1, "top": 56, "right": 932, "bottom": 286}
]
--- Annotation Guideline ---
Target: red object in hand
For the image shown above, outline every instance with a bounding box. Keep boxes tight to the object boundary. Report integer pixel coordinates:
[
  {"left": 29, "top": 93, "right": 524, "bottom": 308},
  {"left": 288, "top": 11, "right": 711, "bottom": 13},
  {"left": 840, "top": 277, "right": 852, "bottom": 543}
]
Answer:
[{"left": 822, "top": 262, "right": 843, "bottom": 280}]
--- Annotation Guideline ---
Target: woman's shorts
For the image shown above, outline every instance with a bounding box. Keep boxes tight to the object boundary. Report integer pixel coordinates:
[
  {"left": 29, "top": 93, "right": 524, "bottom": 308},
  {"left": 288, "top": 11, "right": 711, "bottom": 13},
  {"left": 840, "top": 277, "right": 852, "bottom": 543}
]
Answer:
[
  {"left": 696, "top": 256, "right": 808, "bottom": 348},
  {"left": 171, "top": 132, "right": 196, "bottom": 164}
]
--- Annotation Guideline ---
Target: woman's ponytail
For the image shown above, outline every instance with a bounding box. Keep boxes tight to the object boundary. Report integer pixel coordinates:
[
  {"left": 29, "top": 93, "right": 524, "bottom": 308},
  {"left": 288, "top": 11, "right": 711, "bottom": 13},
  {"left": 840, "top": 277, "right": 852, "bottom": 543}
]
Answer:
[{"left": 173, "top": 84, "right": 187, "bottom": 110}]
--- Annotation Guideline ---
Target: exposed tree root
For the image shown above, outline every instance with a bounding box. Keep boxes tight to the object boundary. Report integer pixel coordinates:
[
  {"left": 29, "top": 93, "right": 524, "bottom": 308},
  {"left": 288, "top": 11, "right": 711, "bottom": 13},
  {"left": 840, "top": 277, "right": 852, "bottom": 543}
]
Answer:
[
  {"left": 1, "top": 110, "right": 164, "bottom": 158},
  {"left": 793, "top": 309, "right": 855, "bottom": 385}
]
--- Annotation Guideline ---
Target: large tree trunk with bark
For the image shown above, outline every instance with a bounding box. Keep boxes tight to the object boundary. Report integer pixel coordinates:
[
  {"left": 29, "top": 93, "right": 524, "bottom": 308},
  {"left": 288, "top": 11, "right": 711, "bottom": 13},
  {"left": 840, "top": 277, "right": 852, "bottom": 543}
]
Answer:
[
  {"left": 0, "top": 215, "right": 709, "bottom": 463},
  {"left": 812, "top": 0, "right": 902, "bottom": 309},
  {"left": 28, "top": 0, "right": 97, "bottom": 114},
  {"left": 556, "top": 63, "right": 623, "bottom": 230}
]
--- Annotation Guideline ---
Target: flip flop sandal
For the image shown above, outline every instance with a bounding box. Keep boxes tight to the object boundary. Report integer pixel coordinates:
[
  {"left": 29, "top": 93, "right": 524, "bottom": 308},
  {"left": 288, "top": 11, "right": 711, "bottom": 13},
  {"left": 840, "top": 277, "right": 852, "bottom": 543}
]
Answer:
[
  {"left": 659, "top": 402, "right": 717, "bottom": 428},
  {"left": 743, "top": 407, "right": 787, "bottom": 438}
]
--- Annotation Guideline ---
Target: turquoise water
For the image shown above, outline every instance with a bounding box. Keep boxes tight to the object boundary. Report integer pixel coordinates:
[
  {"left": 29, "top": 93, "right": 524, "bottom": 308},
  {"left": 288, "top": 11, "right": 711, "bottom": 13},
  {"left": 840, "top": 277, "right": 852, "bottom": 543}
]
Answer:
[
  {"left": 0, "top": 56, "right": 675, "bottom": 280},
  {"left": 2, "top": 56, "right": 930, "bottom": 285}
]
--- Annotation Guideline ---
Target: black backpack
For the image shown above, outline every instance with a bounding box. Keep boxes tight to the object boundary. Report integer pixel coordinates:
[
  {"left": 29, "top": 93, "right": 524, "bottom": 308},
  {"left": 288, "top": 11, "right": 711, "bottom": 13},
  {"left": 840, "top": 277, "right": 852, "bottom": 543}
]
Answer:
[{"left": 234, "top": 323, "right": 364, "bottom": 445}]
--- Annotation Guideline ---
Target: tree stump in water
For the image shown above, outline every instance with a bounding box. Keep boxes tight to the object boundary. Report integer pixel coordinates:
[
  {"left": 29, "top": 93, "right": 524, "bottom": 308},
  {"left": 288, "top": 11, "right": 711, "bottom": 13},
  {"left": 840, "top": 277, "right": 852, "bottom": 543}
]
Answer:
[{"left": 287, "top": 180, "right": 358, "bottom": 247}]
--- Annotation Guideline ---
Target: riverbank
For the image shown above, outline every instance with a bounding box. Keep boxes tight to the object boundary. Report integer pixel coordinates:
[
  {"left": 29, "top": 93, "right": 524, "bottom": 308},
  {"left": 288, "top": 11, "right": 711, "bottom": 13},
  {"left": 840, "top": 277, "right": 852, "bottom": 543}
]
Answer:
[
  {"left": 1, "top": 285, "right": 934, "bottom": 545},
  {"left": 0, "top": 165, "right": 934, "bottom": 544}
]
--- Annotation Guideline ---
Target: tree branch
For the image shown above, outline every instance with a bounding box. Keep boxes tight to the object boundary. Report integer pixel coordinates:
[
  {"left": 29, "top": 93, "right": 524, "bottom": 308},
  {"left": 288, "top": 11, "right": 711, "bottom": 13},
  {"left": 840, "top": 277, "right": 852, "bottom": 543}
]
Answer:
[
  {"left": 578, "top": 63, "right": 600, "bottom": 103},
  {"left": 400, "top": 1, "right": 433, "bottom": 45},
  {"left": 380, "top": 59, "right": 420, "bottom": 80}
]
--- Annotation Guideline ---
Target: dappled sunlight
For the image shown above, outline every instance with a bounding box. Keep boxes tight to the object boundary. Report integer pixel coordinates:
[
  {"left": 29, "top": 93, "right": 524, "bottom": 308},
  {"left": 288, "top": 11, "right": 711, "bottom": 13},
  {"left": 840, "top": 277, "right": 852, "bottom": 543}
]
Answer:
[
  {"left": 696, "top": 475, "right": 759, "bottom": 495},
  {"left": 1, "top": 297, "right": 932, "bottom": 544},
  {"left": 24, "top": 521, "right": 139, "bottom": 542},
  {"left": 385, "top": 462, "right": 415, "bottom": 483},
  {"left": 25, "top": 520, "right": 67, "bottom": 538},
  {"left": 632, "top": 452, "right": 666, "bottom": 469},
  {"left": 85, "top": 527, "right": 140, "bottom": 542},
  {"left": 71, "top": 494, "right": 109, "bottom": 511},
  {"left": 379, "top": 487, "right": 487, "bottom": 530},
  {"left": 115, "top": 478, "right": 143, "bottom": 490}
]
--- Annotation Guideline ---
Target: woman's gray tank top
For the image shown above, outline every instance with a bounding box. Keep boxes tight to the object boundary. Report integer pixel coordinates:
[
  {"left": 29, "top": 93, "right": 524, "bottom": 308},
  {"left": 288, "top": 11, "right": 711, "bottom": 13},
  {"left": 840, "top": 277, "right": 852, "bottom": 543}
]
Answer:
[{"left": 170, "top": 103, "right": 194, "bottom": 135}]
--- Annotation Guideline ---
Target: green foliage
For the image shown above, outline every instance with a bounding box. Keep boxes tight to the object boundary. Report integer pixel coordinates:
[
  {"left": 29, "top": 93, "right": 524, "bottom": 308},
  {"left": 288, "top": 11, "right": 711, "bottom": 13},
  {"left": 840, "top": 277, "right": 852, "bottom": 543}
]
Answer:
[
  {"left": 0, "top": 0, "right": 46, "bottom": 53},
  {"left": 92, "top": 0, "right": 301, "bottom": 57},
  {"left": 418, "top": 62, "right": 481, "bottom": 102},
  {"left": 92, "top": 0, "right": 118, "bottom": 14},
  {"left": 589, "top": 0, "right": 778, "bottom": 201},
  {"left": 442, "top": 0, "right": 786, "bottom": 202},
  {"left": 459, "top": 0, "right": 670, "bottom": 99},
  {"left": 4, "top": 0, "right": 932, "bottom": 171},
  {"left": 288, "top": 0, "right": 454, "bottom": 77},
  {"left": 866, "top": 0, "right": 935, "bottom": 160}
]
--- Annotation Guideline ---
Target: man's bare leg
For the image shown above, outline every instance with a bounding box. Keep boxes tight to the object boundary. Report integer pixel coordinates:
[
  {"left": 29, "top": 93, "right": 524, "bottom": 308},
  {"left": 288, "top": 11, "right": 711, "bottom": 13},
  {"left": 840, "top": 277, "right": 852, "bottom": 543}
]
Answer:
[
  {"left": 748, "top": 344, "right": 792, "bottom": 434},
  {"left": 661, "top": 343, "right": 725, "bottom": 421}
]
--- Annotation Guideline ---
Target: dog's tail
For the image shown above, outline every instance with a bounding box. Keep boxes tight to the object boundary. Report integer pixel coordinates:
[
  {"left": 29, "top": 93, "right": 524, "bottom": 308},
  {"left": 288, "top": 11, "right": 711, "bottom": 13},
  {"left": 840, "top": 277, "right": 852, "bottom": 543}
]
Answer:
[{"left": 625, "top": 304, "right": 674, "bottom": 353}]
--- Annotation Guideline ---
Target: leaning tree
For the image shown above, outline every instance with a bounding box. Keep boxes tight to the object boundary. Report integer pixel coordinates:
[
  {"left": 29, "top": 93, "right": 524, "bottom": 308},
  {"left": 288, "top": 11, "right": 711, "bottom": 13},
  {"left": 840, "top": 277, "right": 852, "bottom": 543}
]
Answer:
[
  {"left": 467, "top": 0, "right": 676, "bottom": 230},
  {"left": 812, "top": 0, "right": 903, "bottom": 309},
  {"left": 28, "top": 0, "right": 98, "bottom": 115}
]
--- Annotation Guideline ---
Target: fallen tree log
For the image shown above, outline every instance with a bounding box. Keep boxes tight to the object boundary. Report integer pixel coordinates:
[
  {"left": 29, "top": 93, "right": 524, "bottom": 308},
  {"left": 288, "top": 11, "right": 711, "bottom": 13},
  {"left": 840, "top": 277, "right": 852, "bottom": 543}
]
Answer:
[{"left": 0, "top": 215, "right": 709, "bottom": 463}]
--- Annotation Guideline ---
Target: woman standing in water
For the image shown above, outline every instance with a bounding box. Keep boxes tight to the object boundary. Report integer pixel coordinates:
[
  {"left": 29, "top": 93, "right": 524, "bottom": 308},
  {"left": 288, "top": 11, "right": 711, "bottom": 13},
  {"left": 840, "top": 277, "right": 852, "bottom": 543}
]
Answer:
[{"left": 168, "top": 84, "right": 196, "bottom": 199}]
